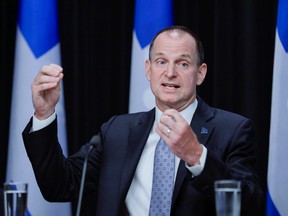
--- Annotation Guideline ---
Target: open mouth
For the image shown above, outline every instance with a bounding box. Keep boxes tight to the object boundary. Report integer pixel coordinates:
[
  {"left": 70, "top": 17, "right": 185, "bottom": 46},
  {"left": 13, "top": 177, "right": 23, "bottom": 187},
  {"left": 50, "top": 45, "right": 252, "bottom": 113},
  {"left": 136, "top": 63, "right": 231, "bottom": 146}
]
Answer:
[{"left": 162, "top": 83, "right": 180, "bottom": 89}]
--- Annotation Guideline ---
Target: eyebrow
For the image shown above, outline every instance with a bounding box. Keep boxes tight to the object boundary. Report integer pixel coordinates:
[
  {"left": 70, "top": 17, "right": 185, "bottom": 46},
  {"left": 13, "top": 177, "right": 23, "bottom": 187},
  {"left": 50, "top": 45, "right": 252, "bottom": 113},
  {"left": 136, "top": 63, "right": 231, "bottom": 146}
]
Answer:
[
  {"left": 153, "top": 52, "right": 164, "bottom": 57},
  {"left": 153, "top": 52, "right": 193, "bottom": 61},
  {"left": 153, "top": 52, "right": 192, "bottom": 57},
  {"left": 179, "top": 54, "right": 193, "bottom": 60}
]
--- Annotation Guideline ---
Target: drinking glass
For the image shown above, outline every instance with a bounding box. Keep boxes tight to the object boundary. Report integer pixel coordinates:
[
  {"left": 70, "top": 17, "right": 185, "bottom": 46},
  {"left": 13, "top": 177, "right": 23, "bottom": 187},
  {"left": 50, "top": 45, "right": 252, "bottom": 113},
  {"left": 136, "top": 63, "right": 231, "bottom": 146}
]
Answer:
[
  {"left": 3, "top": 182, "right": 28, "bottom": 216},
  {"left": 214, "top": 180, "right": 241, "bottom": 216}
]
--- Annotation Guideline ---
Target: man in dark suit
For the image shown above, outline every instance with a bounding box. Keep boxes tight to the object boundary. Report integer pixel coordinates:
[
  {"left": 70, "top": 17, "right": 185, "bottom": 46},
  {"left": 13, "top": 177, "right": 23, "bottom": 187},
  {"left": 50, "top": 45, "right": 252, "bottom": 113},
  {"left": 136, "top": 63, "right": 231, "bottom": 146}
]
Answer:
[{"left": 22, "top": 26, "right": 264, "bottom": 215}]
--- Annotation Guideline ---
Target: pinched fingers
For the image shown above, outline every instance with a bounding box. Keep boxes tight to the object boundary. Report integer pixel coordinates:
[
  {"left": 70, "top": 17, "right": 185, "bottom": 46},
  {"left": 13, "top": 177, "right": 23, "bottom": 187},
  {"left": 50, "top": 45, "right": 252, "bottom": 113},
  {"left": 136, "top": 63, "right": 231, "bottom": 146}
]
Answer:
[
  {"left": 156, "top": 112, "right": 176, "bottom": 143},
  {"left": 157, "top": 109, "right": 202, "bottom": 163},
  {"left": 31, "top": 64, "right": 64, "bottom": 119},
  {"left": 38, "top": 64, "right": 63, "bottom": 78},
  {"left": 159, "top": 109, "right": 186, "bottom": 137},
  {"left": 32, "top": 64, "right": 63, "bottom": 92}
]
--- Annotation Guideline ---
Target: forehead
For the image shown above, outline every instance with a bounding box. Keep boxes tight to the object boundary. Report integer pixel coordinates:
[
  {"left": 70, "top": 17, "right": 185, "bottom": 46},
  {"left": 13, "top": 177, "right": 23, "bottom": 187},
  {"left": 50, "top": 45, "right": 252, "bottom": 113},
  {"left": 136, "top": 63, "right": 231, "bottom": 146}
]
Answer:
[{"left": 152, "top": 31, "right": 196, "bottom": 57}]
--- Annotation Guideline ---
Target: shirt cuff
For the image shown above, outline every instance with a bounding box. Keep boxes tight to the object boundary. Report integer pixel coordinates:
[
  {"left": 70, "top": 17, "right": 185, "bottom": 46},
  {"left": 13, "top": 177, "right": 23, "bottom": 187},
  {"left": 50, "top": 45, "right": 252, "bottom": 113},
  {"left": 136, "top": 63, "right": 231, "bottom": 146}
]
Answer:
[
  {"left": 32, "top": 112, "right": 56, "bottom": 132},
  {"left": 185, "top": 145, "right": 207, "bottom": 177}
]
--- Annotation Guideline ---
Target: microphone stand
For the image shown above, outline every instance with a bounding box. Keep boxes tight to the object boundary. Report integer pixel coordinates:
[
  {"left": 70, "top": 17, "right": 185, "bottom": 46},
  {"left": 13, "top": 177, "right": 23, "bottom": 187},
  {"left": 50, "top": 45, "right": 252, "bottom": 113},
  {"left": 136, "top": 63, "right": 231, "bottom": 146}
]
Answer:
[{"left": 76, "top": 135, "right": 100, "bottom": 216}]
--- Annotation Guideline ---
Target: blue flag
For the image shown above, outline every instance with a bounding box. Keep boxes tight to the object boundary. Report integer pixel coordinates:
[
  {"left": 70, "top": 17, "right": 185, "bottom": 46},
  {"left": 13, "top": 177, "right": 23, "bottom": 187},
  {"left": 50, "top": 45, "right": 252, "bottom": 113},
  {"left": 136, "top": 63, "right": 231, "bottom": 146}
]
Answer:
[
  {"left": 266, "top": 0, "right": 288, "bottom": 215},
  {"left": 6, "top": 0, "right": 71, "bottom": 215},
  {"left": 129, "top": 0, "right": 173, "bottom": 113}
]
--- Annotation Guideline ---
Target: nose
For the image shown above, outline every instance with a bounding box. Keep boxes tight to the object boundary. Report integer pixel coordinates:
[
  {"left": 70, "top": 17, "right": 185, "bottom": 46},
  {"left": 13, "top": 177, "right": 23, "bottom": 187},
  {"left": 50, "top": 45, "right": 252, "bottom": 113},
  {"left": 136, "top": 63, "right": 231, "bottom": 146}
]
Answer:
[{"left": 166, "top": 64, "right": 176, "bottom": 78}]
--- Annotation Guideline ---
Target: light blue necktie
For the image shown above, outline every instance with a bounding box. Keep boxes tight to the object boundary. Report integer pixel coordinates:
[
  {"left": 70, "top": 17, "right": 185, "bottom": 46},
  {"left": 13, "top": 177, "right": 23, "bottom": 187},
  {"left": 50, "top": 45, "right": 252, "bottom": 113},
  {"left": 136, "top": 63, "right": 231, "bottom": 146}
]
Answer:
[{"left": 149, "top": 138, "right": 175, "bottom": 215}]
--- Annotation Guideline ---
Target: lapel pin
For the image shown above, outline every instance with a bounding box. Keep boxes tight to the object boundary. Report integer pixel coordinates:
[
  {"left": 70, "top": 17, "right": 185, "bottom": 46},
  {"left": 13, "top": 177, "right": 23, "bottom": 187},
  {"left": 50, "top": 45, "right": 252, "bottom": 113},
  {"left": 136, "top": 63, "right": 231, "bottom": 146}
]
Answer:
[{"left": 201, "top": 127, "right": 208, "bottom": 134}]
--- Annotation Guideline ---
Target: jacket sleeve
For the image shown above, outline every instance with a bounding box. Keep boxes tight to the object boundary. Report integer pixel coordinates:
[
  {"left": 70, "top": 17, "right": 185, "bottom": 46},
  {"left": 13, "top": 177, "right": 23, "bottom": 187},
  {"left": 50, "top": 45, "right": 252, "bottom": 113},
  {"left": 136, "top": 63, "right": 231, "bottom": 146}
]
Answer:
[
  {"left": 22, "top": 117, "right": 101, "bottom": 202},
  {"left": 191, "top": 117, "right": 264, "bottom": 216}
]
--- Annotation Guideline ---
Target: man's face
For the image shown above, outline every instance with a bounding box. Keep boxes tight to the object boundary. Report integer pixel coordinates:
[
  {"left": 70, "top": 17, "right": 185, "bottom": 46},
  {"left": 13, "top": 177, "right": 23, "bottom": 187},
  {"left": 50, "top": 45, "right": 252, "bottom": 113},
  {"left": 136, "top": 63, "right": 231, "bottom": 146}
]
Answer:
[{"left": 145, "top": 31, "right": 207, "bottom": 112}]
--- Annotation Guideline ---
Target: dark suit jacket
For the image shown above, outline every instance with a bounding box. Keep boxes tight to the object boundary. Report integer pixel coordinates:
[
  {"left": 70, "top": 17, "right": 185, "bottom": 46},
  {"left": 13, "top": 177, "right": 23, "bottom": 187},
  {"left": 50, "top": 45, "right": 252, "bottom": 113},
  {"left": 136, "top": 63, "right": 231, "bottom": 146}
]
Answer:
[{"left": 22, "top": 97, "right": 264, "bottom": 216}]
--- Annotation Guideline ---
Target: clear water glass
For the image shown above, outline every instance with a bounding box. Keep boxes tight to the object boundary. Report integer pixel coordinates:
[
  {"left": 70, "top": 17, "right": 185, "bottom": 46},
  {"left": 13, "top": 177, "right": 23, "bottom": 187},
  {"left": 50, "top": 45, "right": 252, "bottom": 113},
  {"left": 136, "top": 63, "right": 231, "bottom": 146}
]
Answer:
[
  {"left": 4, "top": 182, "right": 28, "bottom": 216},
  {"left": 214, "top": 180, "right": 241, "bottom": 216}
]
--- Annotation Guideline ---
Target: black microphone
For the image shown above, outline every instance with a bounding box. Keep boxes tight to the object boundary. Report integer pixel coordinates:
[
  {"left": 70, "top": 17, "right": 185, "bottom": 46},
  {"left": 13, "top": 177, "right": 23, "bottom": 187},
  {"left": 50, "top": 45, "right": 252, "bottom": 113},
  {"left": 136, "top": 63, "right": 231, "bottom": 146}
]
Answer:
[{"left": 76, "top": 134, "right": 101, "bottom": 216}]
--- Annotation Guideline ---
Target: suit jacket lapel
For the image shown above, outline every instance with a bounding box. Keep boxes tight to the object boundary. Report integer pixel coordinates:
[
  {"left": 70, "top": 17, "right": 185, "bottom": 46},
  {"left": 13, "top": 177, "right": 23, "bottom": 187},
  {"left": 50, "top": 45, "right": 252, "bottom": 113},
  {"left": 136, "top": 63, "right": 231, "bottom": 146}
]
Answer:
[
  {"left": 119, "top": 109, "right": 155, "bottom": 199},
  {"left": 172, "top": 97, "right": 215, "bottom": 204}
]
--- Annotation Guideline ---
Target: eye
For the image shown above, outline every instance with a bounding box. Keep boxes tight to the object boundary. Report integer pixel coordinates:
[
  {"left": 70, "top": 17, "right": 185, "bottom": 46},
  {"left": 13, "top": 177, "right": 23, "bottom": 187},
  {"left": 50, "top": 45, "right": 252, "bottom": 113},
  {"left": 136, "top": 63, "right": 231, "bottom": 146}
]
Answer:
[
  {"left": 178, "top": 62, "right": 189, "bottom": 68},
  {"left": 156, "top": 59, "right": 167, "bottom": 66}
]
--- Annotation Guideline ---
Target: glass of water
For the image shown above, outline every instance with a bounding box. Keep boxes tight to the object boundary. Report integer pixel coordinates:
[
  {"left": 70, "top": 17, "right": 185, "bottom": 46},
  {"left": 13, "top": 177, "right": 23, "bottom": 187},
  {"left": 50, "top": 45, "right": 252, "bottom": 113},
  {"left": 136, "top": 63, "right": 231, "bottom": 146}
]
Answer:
[
  {"left": 3, "top": 182, "right": 28, "bottom": 216},
  {"left": 214, "top": 180, "right": 241, "bottom": 216}
]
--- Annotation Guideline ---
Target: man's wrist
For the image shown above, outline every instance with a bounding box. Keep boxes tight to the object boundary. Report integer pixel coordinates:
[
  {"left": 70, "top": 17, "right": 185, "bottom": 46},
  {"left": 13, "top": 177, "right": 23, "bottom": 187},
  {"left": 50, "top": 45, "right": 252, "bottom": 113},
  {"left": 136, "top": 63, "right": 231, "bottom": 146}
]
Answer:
[
  {"left": 186, "top": 145, "right": 207, "bottom": 177},
  {"left": 32, "top": 111, "right": 56, "bottom": 132}
]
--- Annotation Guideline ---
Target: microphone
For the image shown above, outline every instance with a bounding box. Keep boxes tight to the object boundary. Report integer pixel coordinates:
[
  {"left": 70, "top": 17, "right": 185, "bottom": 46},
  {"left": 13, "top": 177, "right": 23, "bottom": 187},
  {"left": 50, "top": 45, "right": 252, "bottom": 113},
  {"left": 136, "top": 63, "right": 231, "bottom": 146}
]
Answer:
[{"left": 76, "top": 134, "right": 101, "bottom": 216}]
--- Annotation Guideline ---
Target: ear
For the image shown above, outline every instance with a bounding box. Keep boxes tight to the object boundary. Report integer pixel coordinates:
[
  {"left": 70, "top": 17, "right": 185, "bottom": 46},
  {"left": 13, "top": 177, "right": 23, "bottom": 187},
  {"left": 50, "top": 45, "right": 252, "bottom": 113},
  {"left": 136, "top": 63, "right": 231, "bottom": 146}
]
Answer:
[
  {"left": 196, "top": 63, "right": 207, "bottom": 86},
  {"left": 145, "top": 59, "right": 151, "bottom": 81}
]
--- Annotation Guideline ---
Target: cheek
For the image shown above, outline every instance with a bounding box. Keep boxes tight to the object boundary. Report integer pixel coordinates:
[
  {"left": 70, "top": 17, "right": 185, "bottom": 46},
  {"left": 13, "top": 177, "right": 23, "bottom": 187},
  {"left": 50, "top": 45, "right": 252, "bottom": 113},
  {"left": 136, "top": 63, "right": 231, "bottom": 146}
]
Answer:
[
  {"left": 148, "top": 71, "right": 159, "bottom": 82},
  {"left": 186, "top": 72, "right": 199, "bottom": 86},
  {"left": 149, "top": 74, "right": 158, "bottom": 88},
  {"left": 183, "top": 78, "right": 198, "bottom": 94}
]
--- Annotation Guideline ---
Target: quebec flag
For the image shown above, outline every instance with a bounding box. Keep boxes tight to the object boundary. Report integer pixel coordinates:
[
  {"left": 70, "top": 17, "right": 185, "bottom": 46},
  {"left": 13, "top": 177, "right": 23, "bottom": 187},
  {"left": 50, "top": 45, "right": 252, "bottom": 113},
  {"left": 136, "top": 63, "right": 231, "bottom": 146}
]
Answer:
[
  {"left": 266, "top": 0, "right": 288, "bottom": 215},
  {"left": 6, "top": 0, "right": 72, "bottom": 215},
  {"left": 129, "top": 0, "right": 173, "bottom": 113}
]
